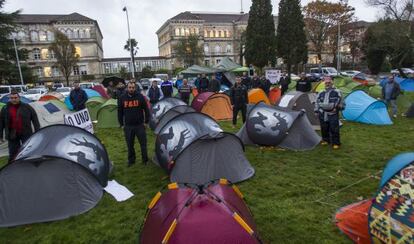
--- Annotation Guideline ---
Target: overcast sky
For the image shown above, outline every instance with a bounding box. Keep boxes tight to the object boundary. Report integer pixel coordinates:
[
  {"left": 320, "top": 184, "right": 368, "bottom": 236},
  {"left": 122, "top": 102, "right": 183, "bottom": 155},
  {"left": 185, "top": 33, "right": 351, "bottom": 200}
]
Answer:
[{"left": 5, "top": 0, "right": 379, "bottom": 58}]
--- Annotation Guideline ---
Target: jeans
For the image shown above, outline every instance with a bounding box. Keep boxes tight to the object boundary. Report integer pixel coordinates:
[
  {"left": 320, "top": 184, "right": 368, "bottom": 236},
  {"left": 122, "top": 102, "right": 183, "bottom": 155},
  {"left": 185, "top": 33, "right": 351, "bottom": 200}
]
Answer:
[
  {"left": 319, "top": 113, "right": 340, "bottom": 145},
  {"left": 8, "top": 134, "right": 31, "bottom": 163},
  {"left": 124, "top": 125, "right": 148, "bottom": 165},
  {"left": 233, "top": 104, "right": 247, "bottom": 125},
  {"left": 385, "top": 99, "right": 398, "bottom": 116}
]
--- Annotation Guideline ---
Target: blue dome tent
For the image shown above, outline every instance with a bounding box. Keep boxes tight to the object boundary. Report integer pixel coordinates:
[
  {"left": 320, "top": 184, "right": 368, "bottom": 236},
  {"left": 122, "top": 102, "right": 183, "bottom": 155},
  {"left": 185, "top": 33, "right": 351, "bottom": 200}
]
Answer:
[
  {"left": 0, "top": 95, "right": 32, "bottom": 104},
  {"left": 65, "top": 88, "right": 102, "bottom": 110},
  {"left": 381, "top": 77, "right": 414, "bottom": 92},
  {"left": 342, "top": 90, "right": 392, "bottom": 125}
]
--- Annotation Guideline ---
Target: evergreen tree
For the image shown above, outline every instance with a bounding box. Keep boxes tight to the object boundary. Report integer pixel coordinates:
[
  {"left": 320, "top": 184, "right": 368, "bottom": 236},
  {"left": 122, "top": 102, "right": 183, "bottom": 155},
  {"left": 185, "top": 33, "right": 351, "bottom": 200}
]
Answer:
[
  {"left": 276, "top": 0, "right": 308, "bottom": 77},
  {"left": 245, "top": 0, "right": 277, "bottom": 72}
]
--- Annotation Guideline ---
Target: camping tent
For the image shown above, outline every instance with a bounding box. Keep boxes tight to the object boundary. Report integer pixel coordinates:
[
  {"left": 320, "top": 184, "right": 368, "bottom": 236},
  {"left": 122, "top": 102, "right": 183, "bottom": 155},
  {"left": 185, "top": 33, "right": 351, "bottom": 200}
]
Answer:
[
  {"left": 395, "top": 76, "right": 414, "bottom": 92},
  {"left": 0, "top": 125, "right": 110, "bottom": 227},
  {"left": 191, "top": 92, "right": 233, "bottom": 121},
  {"left": 150, "top": 98, "right": 187, "bottom": 130},
  {"left": 154, "top": 105, "right": 196, "bottom": 135},
  {"left": 180, "top": 65, "right": 219, "bottom": 75},
  {"left": 91, "top": 84, "right": 110, "bottom": 99},
  {"left": 407, "top": 103, "right": 414, "bottom": 118},
  {"left": 65, "top": 88, "right": 102, "bottom": 110},
  {"left": 29, "top": 100, "right": 70, "bottom": 128},
  {"left": 0, "top": 102, "right": 5, "bottom": 110},
  {"left": 86, "top": 97, "right": 107, "bottom": 121},
  {"left": 39, "top": 92, "right": 64, "bottom": 102},
  {"left": 248, "top": 88, "right": 270, "bottom": 105},
  {"left": 213, "top": 57, "right": 242, "bottom": 71},
  {"left": 313, "top": 77, "right": 368, "bottom": 97},
  {"left": 268, "top": 87, "right": 282, "bottom": 105},
  {"left": 0, "top": 95, "right": 31, "bottom": 104},
  {"left": 342, "top": 90, "right": 392, "bottom": 125},
  {"left": 335, "top": 152, "right": 414, "bottom": 244},
  {"left": 140, "top": 180, "right": 261, "bottom": 244},
  {"left": 102, "top": 76, "right": 125, "bottom": 88},
  {"left": 155, "top": 112, "right": 254, "bottom": 184},
  {"left": 96, "top": 99, "right": 119, "bottom": 128},
  {"left": 237, "top": 102, "right": 321, "bottom": 150},
  {"left": 277, "top": 91, "right": 320, "bottom": 129}
]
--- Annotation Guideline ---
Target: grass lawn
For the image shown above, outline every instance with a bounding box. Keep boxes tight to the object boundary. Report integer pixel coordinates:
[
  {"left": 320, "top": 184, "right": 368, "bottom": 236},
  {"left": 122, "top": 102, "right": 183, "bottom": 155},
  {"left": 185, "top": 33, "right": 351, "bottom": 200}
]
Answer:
[{"left": 0, "top": 100, "right": 413, "bottom": 243}]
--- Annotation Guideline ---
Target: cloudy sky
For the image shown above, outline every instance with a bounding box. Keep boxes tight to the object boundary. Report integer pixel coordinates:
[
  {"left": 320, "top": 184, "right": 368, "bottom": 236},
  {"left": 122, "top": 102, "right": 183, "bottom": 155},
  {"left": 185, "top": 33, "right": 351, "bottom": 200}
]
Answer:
[{"left": 5, "top": 0, "right": 379, "bottom": 58}]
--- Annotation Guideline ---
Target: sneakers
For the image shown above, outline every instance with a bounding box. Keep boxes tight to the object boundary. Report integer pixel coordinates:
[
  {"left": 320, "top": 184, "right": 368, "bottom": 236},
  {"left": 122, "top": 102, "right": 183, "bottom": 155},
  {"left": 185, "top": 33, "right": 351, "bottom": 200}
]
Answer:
[
  {"left": 333, "top": 145, "right": 340, "bottom": 150},
  {"left": 320, "top": 141, "right": 329, "bottom": 146}
]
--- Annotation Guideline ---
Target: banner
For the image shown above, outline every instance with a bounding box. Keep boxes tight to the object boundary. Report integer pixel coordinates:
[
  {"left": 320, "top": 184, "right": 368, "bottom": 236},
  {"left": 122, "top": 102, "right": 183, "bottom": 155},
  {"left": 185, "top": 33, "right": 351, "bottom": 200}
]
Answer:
[
  {"left": 265, "top": 69, "right": 281, "bottom": 84},
  {"left": 64, "top": 108, "right": 94, "bottom": 134}
]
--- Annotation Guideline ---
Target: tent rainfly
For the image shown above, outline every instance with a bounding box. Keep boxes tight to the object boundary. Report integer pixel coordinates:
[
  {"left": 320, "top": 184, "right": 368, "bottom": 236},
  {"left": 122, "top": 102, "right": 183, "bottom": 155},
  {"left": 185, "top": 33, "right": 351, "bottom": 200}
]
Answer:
[
  {"left": 191, "top": 92, "right": 233, "bottom": 121},
  {"left": 149, "top": 98, "right": 187, "bottom": 130},
  {"left": 65, "top": 88, "right": 102, "bottom": 110},
  {"left": 154, "top": 105, "right": 196, "bottom": 135},
  {"left": 86, "top": 97, "right": 107, "bottom": 121},
  {"left": 29, "top": 100, "right": 70, "bottom": 128},
  {"left": 39, "top": 92, "right": 64, "bottom": 102},
  {"left": 140, "top": 180, "right": 261, "bottom": 244},
  {"left": 0, "top": 125, "right": 111, "bottom": 227},
  {"left": 237, "top": 102, "right": 321, "bottom": 151},
  {"left": 96, "top": 99, "right": 119, "bottom": 128},
  {"left": 248, "top": 89, "right": 270, "bottom": 105}
]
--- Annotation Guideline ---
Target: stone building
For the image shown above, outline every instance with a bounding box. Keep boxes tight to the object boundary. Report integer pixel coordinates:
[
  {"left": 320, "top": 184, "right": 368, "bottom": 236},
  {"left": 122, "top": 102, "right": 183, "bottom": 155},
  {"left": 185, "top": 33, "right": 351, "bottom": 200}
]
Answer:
[{"left": 102, "top": 56, "right": 170, "bottom": 75}]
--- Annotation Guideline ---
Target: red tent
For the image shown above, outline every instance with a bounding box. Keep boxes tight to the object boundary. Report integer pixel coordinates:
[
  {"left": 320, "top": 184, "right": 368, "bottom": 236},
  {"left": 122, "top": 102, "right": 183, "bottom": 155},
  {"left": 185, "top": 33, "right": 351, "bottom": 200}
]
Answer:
[
  {"left": 92, "top": 85, "right": 110, "bottom": 99},
  {"left": 140, "top": 180, "right": 261, "bottom": 244},
  {"left": 191, "top": 92, "right": 233, "bottom": 121},
  {"left": 268, "top": 87, "right": 282, "bottom": 105}
]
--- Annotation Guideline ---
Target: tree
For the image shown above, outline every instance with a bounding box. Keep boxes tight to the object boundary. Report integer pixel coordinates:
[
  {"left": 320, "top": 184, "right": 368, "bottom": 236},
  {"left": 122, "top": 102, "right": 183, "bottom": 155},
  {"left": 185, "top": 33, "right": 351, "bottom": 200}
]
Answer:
[
  {"left": 245, "top": 0, "right": 277, "bottom": 71},
  {"left": 119, "top": 66, "right": 128, "bottom": 80},
  {"left": 304, "top": 0, "right": 355, "bottom": 63},
  {"left": 173, "top": 34, "right": 204, "bottom": 67},
  {"left": 141, "top": 66, "right": 153, "bottom": 78},
  {"left": 276, "top": 0, "right": 308, "bottom": 77},
  {"left": 124, "top": 38, "right": 138, "bottom": 75},
  {"left": 49, "top": 31, "right": 80, "bottom": 86},
  {"left": 365, "top": 0, "right": 414, "bottom": 21}
]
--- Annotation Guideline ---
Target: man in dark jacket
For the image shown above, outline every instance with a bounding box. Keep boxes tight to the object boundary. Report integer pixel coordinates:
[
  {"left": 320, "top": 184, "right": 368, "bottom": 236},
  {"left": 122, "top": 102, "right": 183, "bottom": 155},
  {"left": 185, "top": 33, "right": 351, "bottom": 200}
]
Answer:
[
  {"left": 147, "top": 80, "right": 163, "bottom": 105},
  {"left": 241, "top": 72, "right": 252, "bottom": 90},
  {"left": 315, "top": 77, "right": 343, "bottom": 150},
  {"left": 0, "top": 91, "right": 40, "bottom": 162},
  {"left": 382, "top": 75, "right": 401, "bottom": 118},
  {"left": 260, "top": 76, "right": 272, "bottom": 94},
  {"left": 199, "top": 74, "right": 210, "bottom": 93},
  {"left": 279, "top": 73, "right": 290, "bottom": 95},
  {"left": 69, "top": 81, "right": 88, "bottom": 111},
  {"left": 208, "top": 74, "right": 221, "bottom": 93},
  {"left": 230, "top": 77, "right": 249, "bottom": 128},
  {"left": 118, "top": 82, "right": 150, "bottom": 166},
  {"left": 296, "top": 73, "right": 312, "bottom": 93},
  {"left": 251, "top": 75, "right": 261, "bottom": 89},
  {"left": 161, "top": 79, "right": 173, "bottom": 98},
  {"left": 178, "top": 79, "right": 192, "bottom": 104}
]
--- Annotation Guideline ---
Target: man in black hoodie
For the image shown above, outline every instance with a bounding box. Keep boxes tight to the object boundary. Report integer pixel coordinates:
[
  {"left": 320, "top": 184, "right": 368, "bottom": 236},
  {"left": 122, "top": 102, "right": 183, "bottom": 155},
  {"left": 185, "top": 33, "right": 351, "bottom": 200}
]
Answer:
[{"left": 118, "top": 82, "right": 150, "bottom": 166}]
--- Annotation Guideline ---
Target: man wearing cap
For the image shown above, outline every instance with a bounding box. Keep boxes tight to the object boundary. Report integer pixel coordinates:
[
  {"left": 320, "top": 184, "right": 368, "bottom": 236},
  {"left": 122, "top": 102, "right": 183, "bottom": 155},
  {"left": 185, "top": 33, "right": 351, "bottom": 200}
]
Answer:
[
  {"left": 296, "top": 73, "right": 312, "bottom": 93},
  {"left": 315, "top": 77, "right": 343, "bottom": 149},
  {"left": 69, "top": 81, "right": 88, "bottom": 111}
]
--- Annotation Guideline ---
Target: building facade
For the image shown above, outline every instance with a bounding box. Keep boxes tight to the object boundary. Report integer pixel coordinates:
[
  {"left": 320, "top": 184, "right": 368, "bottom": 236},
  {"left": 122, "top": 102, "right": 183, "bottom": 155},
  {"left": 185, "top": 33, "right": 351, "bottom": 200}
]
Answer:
[
  {"left": 15, "top": 13, "right": 104, "bottom": 82},
  {"left": 156, "top": 11, "right": 278, "bottom": 68},
  {"left": 101, "top": 56, "right": 170, "bottom": 75}
]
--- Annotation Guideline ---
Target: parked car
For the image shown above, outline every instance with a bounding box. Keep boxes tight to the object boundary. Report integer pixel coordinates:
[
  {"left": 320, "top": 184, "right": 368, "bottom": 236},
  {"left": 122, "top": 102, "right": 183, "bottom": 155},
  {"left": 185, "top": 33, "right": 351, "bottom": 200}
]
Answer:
[
  {"left": 0, "top": 85, "right": 28, "bottom": 99},
  {"left": 56, "top": 87, "right": 72, "bottom": 97},
  {"left": 391, "top": 68, "right": 414, "bottom": 75},
  {"left": 140, "top": 78, "right": 151, "bottom": 89},
  {"left": 79, "top": 82, "right": 98, "bottom": 89},
  {"left": 340, "top": 70, "right": 360, "bottom": 77},
  {"left": 25, "top": 88, "right": 48, "bottom": 101},
  {"left": 310, "top": 67, "right": 339, "bottom": 77},
  {"left": 52, "top": 83, "right": 64, "bottom": 91}
]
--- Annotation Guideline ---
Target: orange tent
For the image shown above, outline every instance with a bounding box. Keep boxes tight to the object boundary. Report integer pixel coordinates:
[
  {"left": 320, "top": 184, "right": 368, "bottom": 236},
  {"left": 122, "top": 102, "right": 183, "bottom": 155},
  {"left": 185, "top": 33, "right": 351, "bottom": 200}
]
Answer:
[
  {"left": 335, "top": 199, "right": 372, "bottom": 244},
  {"left": 268, "top": 87, "right": 282, "bottom": 105},
  {"left": 39, "top": 92, "right": 64, "bottom": 102},
  {"left": 191, "top": 92, "right": 232, "bottom": 121},
  {"left": 248, "top": 88, "right": 270, "bottom": 105}
]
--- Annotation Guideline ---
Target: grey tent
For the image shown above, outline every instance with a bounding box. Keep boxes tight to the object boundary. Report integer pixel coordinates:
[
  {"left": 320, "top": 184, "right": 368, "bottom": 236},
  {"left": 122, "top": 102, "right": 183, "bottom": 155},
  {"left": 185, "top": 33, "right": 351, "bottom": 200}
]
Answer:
[
  {"left": 407, "top": 103, "right": 414, "bottom": 118},
  {"left": 277, "top": 91, "right": 320, "bottom": 129},
  {"left": 0, "top": 125, "right": 110, "bottom": 227},
  {"left": 237, "top": 102, "right": 321, "bottom": 151},
  {"left": 29, "top": 100, "right": 70, "bottom": 128},
  {"left": 213, "top": 57, "right": 242, "bottom": 71},
  {"left": 155, "top": 112, "right": 254, "bottom": 184},
  {"left": 154, "top": 105, "right": 196, "bottom": 135},
  {"left": 180, "top": 65, "right": 219, "bottom": 75},
  {"left": 149, "top": 97, "right": 186, "bottom": 130}
]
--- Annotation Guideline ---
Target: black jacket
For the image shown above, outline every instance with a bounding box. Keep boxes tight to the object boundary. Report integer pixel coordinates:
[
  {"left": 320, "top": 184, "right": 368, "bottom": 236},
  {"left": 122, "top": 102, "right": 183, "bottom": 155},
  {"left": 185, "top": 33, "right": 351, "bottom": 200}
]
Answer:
[
  {"left": 280, "top": 77, "right": 290, "bottom": 91},
  {"left": 0, "top": 102, "right": 40, "bottom": 140},
  {"left": 69, "top": 88, "right": 88, "bottom": 111},
  {"left": 117, "top": 92, "right": 150, "bottom": 127},
  {"left": 296, "top": 78, "right": 312, "bottom": 93},
  {"left": 208, "top": 79, "right": 221, "bottom": 92},
  {"left": 382, "top": 81, "right": 401, "bottom": 100},
  {"left": 230, "top": 83, "right": 249, "bottom": 106},
  {"left": 251, "top": 77, "right": 261, "bottom": 89},
  {"left": 241, "top": 76, "right": 251, "bottom": 89},
  {"left": 199, "top": 78, "right": 210, "bottom": 91}
]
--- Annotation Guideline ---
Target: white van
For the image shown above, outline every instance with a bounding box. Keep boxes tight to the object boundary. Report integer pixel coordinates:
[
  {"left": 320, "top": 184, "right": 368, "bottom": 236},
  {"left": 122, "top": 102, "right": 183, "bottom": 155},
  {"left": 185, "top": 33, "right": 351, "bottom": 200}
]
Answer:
[
  {"left": 0, "top": 85, "right": 28, "bottom": 98},
  {"left": 310, "top": 67, "right": 339, "bottom": 77}
]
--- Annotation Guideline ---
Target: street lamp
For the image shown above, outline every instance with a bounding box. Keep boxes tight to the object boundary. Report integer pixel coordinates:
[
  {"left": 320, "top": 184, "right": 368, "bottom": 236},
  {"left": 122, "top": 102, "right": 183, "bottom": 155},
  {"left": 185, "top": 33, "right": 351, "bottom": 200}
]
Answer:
[
  {"left": 337, "top": 0, "right": 348, "bottom": 73},
  {"left": 123, "top": 6, "right": 136, "bottom": 79},
  {"left": 11, "top": 35, "right": 24, "bottom": 85}
]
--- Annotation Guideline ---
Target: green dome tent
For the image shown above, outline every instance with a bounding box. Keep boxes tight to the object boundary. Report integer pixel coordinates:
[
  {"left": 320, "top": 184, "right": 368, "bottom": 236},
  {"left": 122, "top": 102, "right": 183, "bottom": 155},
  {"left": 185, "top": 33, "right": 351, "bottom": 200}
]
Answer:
[
  {"left": 86, "top": 97, "right": 107, "bottom": 121},
  {"left": 96, "top": 99, "right": 119, "bottom": 128}
]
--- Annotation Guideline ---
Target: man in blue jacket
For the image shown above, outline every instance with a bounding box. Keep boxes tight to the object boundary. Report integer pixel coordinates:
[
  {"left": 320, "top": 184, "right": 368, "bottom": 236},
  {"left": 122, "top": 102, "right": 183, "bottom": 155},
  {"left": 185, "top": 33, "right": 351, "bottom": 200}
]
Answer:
[
  {"left": 69, "top": 81, "right": 88, "bottom": 111},
  {"left": 161, "top": 79, "right": 173, "bottom": 98},
  {"left": 382, "top": 75, "right": 401, "bottom": 118}
]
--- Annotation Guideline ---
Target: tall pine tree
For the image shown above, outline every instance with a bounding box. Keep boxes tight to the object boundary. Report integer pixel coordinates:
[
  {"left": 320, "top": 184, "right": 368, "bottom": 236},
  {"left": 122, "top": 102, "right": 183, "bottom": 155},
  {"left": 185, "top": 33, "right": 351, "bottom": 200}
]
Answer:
[
  {"left": 276, "top": 0, "right": 308, "bottom": 77},
  {"left": 245, "top": 0, "right": 277, "bottom": 72}
]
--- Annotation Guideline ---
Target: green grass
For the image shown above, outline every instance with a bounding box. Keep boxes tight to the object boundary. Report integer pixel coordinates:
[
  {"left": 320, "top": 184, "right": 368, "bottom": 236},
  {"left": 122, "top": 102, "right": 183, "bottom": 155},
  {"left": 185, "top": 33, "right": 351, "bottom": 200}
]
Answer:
[{"left": 0, "top": 101, "right": 414, "bottom": 243}]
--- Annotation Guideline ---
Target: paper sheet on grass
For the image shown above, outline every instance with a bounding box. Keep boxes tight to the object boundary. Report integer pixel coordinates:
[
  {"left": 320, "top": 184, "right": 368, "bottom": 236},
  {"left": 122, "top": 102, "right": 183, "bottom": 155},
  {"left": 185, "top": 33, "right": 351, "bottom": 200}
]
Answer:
[{"left": 104, "top": 180, "right": 134, "bottom": 202}]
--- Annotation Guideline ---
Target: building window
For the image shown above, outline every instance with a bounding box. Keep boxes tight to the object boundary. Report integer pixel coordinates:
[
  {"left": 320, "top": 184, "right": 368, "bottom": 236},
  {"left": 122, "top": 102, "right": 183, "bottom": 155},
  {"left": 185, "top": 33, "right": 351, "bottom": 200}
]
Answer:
[
  {"left": 175, "top": 28, "right": 180, "bottom": 36},
  {"left": 84, "top": 29, "right": 90, "bottom": 38},
  {"left": 216, "top": 59, "right": 221, "bottom": 64},
  {"left": 104, "top": 63, "right": 111, "bottom": 74},
  {"left": 49, "top": 50, "right": 55, "bottom": 59},
  {"left": 41, "top": 49, "right": 49, "bottom": 59},
  {"left": 204, "top": 60, "right": 210, "bottom": 66},
  {"left": 52, "top": 66, "right": 60, "bottom": 77},
  {"left": 35, "top": 67, "right": 43, "bottom": 77},
  {"left": 66, "top": 29, "right": 73, "bottom": 39},
  {"left": 226, "top": 44, "right": 232, "bottom": 53},
  {"left": 204, "top": 44, "right": 209, "bottom": 53},
  {"left": 39, "top": 31, "right": 47, "bottom": 41},
  {"left": 204, "top": 30, "right": 208, "bottom": 37},
  {"left": 215, "top": 45, "right": 220, "bottom": 53},
  {"left": 17, "top": 31, "right": 26, "bottom": 41},
  {"left": 33, "top": 48, "right": 41, "bottom": 60},
  {"left": 209, "top": 30, "right": 212, "bottom": 38},
  {"left": 75, "top": 46, "right": 81, "bottom": 57},
  {"left": 80, "top": 65, "right": 87, "bottom": 75},
  {"left": 30, "top": 31, "right": 39, "bottom": 41},
  {"left": 47, "top": 31, "right": 54, "bottom": 41},
  {"left": 73, "top": 66, "right": 80, "bottom": 75},
  {"left": 44, "top": 67, "right": 51, "bottom": 77},
  {"left": 73, "top": 29, "right": 79, "bottom": 39},
  {"left": 218, "top": 31, "right": 222, "bottom": 38}
]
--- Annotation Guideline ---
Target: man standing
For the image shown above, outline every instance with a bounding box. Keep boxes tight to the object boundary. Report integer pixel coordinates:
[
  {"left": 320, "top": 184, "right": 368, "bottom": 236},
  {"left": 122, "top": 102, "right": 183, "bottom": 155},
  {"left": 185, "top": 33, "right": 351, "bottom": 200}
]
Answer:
[
  {"left": 118, "top": 82, "right": 150, "bottom": 166},
  {"left": 279, "top": 73, "right": 290, "bottom": 95},
  {"left": 161, "top": 79, "right": 173, "bottom": 98},
  {"left": 251, "top": 74, "right": 261, "bottom": 89},
  {"left": 114, "top": 82, "right": 126, "bottom": 99},
  {"left": 208, "top": 74, "right": 221, "bottom": 93},
  {"left": 178, "top": 79, "right": 192, "bottom": 104},
  {"left": 315, "top": 77, "right": 343, "bottom": 150},
  {"left": 69, "top": 81, "right": 88, "bottom": 111},
  {"left": 199, "top": 74, "right": 210, "bottom": 93},
  {"left": 230, "top": 77, "right": 249, "bottom": 128},
  {"left": 296, "top": 73, "right": 312, "bottom": 93},
  {"left": 382, "top": 75, "right": 401, "bottom": 118},
  {"left": 260, "top": 76, "right": 272, "bottom": 94},
  {"left": 241, "top": 72, "right": 252, "bottom": 90},
  {"left": 0, "top": 91, "right": 40, "bottom": 162},
  {"left": 147, "top": 80, "right": 163, "bottom": 105}
]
